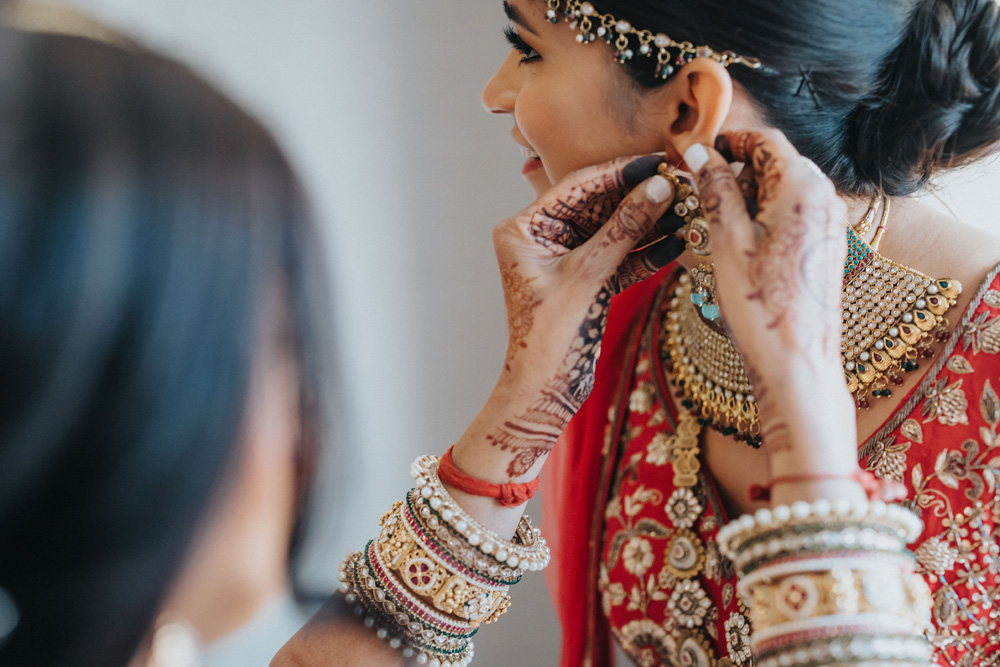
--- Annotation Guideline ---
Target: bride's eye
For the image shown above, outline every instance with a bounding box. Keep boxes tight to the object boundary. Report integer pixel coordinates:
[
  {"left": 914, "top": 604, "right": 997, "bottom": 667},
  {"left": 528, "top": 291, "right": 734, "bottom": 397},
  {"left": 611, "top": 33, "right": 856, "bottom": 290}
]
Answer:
[{"left": 504, "top": 26, "right": 540, "bottom": 63}]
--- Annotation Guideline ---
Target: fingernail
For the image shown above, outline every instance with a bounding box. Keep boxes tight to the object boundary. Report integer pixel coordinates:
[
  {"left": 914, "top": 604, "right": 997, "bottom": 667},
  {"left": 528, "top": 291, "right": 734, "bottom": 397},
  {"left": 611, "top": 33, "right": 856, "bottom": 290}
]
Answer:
[
  {"left": 623, "top": 155, "right": 666, "bottom": 188},
  {"left": 684, "top": 144, "right": 710, "bottom": 173},
  {"left": 644, "top": 175, "right": 673, "bottom": 204}
]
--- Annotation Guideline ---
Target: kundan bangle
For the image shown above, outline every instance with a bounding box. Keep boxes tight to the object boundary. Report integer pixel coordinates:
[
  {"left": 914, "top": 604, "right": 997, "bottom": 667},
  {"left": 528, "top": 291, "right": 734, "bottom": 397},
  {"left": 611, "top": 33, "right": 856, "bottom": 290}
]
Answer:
[
  {"left": 439, "top": 446, "right": 540, "bottom": 507},
  {"left": 338, "top": 549, "right": 477, "bottom": 666},
  {"left": 377, "top": 499, "right": 511, "bottom": 626},
  {"left": 740, "top": 558, "right": 932, "bottom": 636}
]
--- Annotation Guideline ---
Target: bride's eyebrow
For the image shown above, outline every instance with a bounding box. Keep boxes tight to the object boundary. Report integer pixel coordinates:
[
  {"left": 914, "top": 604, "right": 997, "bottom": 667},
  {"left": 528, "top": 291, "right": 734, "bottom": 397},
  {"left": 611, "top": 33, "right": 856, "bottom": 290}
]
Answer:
[{"left": 503, "top": 0, "right": 540, "bottom": 36}]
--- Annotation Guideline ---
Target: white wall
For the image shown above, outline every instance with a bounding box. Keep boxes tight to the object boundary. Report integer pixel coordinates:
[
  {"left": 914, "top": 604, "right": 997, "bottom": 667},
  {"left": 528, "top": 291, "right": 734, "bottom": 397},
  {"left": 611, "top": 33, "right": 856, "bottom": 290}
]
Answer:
[
  {"left": 50, "top": 0, "right": 561, "bottom": 663},
  {"left": 39, "top": 1, "right": 1000, "bottom": 664}
]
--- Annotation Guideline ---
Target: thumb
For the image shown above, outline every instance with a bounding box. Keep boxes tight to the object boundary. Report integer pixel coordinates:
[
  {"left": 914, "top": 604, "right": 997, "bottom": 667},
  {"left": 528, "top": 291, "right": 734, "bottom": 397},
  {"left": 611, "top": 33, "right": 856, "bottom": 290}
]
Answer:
[{"left": 575, "top": 173, "right": 675, "bottom": 287}]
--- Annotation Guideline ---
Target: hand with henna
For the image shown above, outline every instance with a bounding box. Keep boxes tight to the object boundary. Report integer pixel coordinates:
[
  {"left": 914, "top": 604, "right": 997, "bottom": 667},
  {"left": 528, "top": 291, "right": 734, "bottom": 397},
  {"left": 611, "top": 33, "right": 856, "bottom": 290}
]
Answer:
[
  {"left": 684, "top": 131, "right": 867, "bottom": 506},
  {"left": 448, "top": 155, "right": 685, "bottom": 535},
  {"left": 271, "top": 158, "right": 684, "bottom": 666}
]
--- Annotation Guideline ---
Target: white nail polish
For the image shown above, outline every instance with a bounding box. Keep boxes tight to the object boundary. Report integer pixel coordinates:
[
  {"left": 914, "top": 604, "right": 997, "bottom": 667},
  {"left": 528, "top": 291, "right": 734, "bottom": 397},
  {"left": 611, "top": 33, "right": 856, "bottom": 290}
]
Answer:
[
  {"left": 645, "top": 175, "right": 672, "bottom": 204},
  {"left": 684, "top": 144, "right": 710, "bottom": 172}
]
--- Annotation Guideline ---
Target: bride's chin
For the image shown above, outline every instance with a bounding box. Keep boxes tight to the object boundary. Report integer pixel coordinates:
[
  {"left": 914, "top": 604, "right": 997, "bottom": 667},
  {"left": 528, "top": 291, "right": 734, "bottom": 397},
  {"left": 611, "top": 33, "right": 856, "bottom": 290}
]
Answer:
[{"left": 525, "top": 167, "right": 552, "bottom": 195}]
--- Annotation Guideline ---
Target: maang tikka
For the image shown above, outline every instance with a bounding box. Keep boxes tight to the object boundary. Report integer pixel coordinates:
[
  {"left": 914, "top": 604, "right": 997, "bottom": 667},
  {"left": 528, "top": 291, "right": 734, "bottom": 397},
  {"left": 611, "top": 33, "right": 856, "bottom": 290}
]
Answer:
[
  {"left": 658, "top": 163, "right": 721, "bottom": 321},
  {"left": 544, "top": 0, "right": 762, "bottom": 79}
]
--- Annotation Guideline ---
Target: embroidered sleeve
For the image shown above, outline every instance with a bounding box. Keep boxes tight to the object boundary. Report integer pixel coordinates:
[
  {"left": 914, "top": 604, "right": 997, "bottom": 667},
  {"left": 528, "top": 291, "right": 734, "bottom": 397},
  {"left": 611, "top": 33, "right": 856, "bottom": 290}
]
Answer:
[{"left": 864, "top": 284, "right": 1000, "bottom": 665}]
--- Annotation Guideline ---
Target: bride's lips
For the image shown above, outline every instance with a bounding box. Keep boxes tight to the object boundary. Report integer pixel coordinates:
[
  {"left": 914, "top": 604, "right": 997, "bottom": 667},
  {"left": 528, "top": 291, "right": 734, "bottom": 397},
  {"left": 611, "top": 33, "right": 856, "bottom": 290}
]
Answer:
[{"left": 521, "top": 146, "right": 543, "bottom": 175}]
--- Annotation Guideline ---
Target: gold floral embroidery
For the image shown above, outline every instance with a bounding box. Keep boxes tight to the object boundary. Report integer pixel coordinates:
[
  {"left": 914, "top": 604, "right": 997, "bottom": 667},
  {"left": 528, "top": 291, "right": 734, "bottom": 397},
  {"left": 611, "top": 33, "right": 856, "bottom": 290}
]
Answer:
[
  {"left": 662, "top": 530, "right": 706, "bottom": 580},
  {"left": 901, "top": 418, "right": 924, "bottom": 443},
  {"left": 668, "top": 579, "right": 711, "bottom": 628},
  {"left": 865, "top": 435, "right": 911, "bottom": 483},
  {"left": 923, "top": 377, "right": 970, "bottom": 426},
  {"left": 630, "top": 381, "right": 655, "bottom": 413},
  {"left": 914, "top": 536, "right": 959, "bottom": 575},
  {"left": 615, "top": 619, "right": 675, "bottom": 667},
  {"left": 646, "top": 432, "right": 675, "bottom": 466},
  {"left": 664, "top": 488, "right": 702, "bottom": 529},
  {"left": 606, "top": 485, "right": 670, "bottom": 571},
  {"left": 624, "top": 538, "right": 655, "bottom": 576},
  {"left": 947, "top": 355, "right": 975, "bottom": 375},
  {"left": 962, "top": 311, "right": 1000, "bottom": 354},
  {"left": 600, "top": 563, "right": 628, "bottom": 617},
  {"left": 677, "top": 631, "right": 717, "bottom": 667},
  {"left": 723, "top": 614, "right": 754, "bottom": 666}
]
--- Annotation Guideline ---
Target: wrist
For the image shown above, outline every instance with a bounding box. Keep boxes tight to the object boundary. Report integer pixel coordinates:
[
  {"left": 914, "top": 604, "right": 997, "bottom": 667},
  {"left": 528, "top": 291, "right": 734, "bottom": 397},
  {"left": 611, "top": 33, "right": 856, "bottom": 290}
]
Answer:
[
  {"left": 755, "top": 358, "right": 857, "bottom": 466},
  {"left": 452, "top": 384, "right": 557, "bottom": 486}
]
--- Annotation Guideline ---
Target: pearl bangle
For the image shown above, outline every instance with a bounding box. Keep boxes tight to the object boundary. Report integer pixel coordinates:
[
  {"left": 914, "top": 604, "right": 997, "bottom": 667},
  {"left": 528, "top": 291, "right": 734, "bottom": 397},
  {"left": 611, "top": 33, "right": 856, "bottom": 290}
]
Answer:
[
  {"left": 755, "top": 633, "right": 931, "bottom": 667},
  {"left": 717, "top": 498, "right": 923, "bottom": 564},
  {"left": 411, "top": 455, "right": 550, "bottom": 571}
]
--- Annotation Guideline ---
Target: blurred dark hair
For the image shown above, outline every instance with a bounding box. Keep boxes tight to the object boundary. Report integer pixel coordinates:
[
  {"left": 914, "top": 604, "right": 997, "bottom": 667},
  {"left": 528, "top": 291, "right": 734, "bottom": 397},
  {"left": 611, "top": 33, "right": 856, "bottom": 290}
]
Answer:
[
  {"left": 0, "top": 27, "right": 332, "bottom": 666},
  {"left": 598, "top": 0, "right": 1000, "bottom": 197}
]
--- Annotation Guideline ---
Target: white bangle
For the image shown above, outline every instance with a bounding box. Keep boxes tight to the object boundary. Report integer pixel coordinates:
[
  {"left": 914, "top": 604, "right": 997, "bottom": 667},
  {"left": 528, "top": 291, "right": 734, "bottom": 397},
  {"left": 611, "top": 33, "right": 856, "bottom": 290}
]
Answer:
[{"left": 410, "top": 455, "right": 550, "bottom": 571}]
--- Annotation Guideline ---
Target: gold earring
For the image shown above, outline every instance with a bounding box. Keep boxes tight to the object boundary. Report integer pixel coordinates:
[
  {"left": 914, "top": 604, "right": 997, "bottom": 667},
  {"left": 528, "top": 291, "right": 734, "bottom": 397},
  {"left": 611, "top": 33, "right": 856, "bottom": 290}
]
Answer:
[{"left": 659, "top": 164, "right": 720, "bottom": 321}]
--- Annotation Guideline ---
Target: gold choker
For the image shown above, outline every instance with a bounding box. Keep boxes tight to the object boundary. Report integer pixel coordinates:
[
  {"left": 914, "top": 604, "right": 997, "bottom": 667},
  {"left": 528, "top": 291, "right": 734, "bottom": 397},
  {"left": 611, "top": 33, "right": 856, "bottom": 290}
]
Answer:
[{"left": 662, "top": 227, "right": 962, "bottom": 448}]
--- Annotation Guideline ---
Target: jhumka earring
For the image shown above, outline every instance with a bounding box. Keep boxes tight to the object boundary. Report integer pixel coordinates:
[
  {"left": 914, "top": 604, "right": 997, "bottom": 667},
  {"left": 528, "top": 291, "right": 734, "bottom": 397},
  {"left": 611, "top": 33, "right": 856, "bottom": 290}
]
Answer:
[{"left": 658, "top": 163, "right": 720, "bottom": 321}]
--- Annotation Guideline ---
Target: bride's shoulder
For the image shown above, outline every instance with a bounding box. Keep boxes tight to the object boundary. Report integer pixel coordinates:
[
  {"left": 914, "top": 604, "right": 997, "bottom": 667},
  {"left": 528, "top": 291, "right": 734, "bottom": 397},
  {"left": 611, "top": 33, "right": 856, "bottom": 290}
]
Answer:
[{"left": 885, "top": 198, "right": 1000, "bottom": 298}]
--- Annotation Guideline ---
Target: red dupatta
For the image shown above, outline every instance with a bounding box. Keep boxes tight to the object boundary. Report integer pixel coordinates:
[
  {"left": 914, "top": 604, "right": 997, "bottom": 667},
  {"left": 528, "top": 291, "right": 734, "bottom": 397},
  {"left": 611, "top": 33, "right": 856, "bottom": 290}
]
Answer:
[{"left": 542, "top": 267, "right": 672, "bottom": 667}]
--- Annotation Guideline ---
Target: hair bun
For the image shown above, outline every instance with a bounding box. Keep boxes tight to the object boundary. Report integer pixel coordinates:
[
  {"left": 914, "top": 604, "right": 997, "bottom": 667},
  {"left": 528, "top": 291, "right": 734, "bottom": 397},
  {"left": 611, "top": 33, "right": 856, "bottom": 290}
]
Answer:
[{"left": 850, "top": 0, "right": 1000, "bottom": 196}]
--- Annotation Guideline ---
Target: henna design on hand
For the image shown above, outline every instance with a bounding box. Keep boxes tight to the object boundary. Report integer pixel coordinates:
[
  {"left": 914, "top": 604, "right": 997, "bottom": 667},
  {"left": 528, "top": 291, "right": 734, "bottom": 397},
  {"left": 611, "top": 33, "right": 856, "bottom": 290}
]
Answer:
[
  {"left": 529, "top": 170, "right": 627, "bottom": 254},
  {"left": 717, "top": 131, "right": 783, "bottom": 205},
  {"left": 499, "top": 261, "right": 543, "bottom": 371},
  {"left": 745, "top": 201, "right": 842, "bottom": 361},
  {"left": 601, "top": 198, "right": 651, "bottom": 248},
  {"left": 488, "top": 285, "right": 613, "bottom": 478}
]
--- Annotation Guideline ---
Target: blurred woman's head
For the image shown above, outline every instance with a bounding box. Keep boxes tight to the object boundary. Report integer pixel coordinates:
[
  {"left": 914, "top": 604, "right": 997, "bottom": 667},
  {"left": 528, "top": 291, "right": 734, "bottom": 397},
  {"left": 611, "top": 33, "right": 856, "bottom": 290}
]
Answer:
[
  {"left": 0, "top": 26, "right": 330, "bottom": 666},
  {"left": 485, "top": 0, "right": 1000, "bottom": 197}
]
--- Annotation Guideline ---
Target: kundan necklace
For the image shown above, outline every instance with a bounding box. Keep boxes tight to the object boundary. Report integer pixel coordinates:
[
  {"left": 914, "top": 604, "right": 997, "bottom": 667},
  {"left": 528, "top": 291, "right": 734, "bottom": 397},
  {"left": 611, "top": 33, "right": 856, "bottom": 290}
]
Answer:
[{"left": 661, "top": 196, "right": 963, "bottom": 448}]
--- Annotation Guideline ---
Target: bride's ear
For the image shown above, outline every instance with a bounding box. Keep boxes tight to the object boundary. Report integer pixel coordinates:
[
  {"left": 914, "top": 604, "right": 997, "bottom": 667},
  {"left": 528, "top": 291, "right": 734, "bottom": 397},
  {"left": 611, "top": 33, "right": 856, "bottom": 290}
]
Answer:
[{"left": 658, "top": 58, "right": 733, "bottom": 162}]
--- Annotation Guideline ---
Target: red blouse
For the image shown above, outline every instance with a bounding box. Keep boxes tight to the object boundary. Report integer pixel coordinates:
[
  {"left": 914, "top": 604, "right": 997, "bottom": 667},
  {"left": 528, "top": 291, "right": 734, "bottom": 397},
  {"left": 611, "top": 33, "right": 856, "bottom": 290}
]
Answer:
[{"left": 543, "top": 264, "right": 1000, "bottom": 667}]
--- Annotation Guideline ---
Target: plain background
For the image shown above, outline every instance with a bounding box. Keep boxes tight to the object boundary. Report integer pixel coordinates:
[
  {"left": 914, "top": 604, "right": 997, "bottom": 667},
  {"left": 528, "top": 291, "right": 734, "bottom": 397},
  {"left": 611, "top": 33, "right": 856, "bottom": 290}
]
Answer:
[{"left": 42, "top": 1, "right": 1000, "bottom": 664}]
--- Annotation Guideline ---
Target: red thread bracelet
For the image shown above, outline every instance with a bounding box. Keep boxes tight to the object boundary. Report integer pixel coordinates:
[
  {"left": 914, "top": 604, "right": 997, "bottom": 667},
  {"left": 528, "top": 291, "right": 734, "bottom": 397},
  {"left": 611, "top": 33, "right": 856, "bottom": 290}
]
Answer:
[
  {"left": 748, "top": 470, "right": 907, "bottom": 503},
  {"left": 438, "top": 446, "right": 540, "bottom": 508}
]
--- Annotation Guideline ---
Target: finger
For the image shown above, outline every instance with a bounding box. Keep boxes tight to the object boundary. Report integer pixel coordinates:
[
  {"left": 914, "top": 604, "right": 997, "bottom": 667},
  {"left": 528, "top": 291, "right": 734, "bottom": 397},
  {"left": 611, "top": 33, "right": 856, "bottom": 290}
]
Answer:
[
  {"left": 613, "top": 234, "right": 686, "bottom": 292},
  {"left": 622, "top": 155, "right": 668, "bottom": 188},
  {"left": 735, "top": 161, "right": 760, "bottom": 212},
  {"left": 712, "top": 129, "right": 812, "bottom": 207},
  {"left": 574, "top": 174, "right": 674, "bottom": 283},
  {"left": 683, "top": 143, "right": 755, "bottom": 269},
  {"left": 635, "top": 204, "right": 688, "bottom": 247},
  {"left": 529, "top": 155, "right": 665, "bottom": 249}
]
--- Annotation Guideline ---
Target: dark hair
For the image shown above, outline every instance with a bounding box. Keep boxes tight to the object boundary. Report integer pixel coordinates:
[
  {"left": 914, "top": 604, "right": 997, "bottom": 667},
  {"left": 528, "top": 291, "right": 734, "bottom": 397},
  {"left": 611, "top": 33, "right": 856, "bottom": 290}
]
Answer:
[
  {"left": 0, "top": 27, "right": 332, "bottom": 666},
  {"left": 597, "top": 0, "right": 1000, "bottom": 197}
]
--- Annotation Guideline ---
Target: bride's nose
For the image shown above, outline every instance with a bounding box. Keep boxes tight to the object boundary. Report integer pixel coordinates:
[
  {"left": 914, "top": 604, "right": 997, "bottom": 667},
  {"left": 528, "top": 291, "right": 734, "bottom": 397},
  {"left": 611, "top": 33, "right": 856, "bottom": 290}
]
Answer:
[{"left": 482, "top": 51, "right": 521, "bottom": 114}]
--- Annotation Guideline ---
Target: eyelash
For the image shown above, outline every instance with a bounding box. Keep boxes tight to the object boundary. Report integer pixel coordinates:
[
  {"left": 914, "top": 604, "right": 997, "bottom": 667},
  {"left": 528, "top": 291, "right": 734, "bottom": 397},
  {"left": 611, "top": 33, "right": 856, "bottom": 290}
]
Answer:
[{"left": 503, "top": 26, "right": 540, "bottom": 63}]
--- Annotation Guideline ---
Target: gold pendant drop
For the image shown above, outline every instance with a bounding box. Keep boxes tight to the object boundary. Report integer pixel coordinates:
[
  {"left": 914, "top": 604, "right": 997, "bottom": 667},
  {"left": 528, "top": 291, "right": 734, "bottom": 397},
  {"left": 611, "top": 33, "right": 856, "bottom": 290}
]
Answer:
[
  {"left": 842, "top": 227, "right": 961, "bottom": 409},
  {"left": 664, "top": 275, "right": 762, "bottom": 448},
  {"left": 661, "top": 227, "right": 963, "bottom": 445},
  {"left": 658, "top": 163, "right": 721, "bottom": 321}
]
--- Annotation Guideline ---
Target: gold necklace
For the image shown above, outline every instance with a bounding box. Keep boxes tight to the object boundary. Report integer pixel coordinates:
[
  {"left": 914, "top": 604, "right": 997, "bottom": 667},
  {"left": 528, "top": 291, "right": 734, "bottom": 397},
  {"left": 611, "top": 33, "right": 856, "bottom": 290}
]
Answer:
[{"left": 661, "top": 206, "right": 963, "bottom": 448}]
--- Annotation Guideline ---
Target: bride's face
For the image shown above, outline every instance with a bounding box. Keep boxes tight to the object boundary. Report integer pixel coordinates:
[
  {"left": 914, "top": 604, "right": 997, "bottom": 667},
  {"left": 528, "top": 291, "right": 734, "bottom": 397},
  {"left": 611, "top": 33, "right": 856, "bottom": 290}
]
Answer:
[{"left": 482, "top": 0, "right": 672, "bottom": 196}]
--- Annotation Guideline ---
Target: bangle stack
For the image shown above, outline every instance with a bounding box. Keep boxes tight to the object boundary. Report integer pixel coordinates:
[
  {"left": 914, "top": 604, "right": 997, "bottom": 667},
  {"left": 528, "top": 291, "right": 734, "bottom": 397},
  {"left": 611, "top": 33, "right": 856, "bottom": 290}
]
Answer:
[
  {"left": 337, "top": 454, "right": 551, "bottom": 666},
  {"left": 717, "top": 499, "right": 932, "bottom": 667}
]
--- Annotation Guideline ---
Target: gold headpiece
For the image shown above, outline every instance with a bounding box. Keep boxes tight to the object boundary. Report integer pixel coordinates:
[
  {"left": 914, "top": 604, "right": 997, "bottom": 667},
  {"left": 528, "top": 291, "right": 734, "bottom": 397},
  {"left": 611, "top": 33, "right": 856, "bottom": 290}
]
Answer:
[{"left": 545, "top": 0, "right": 761, "bottom": 79}]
